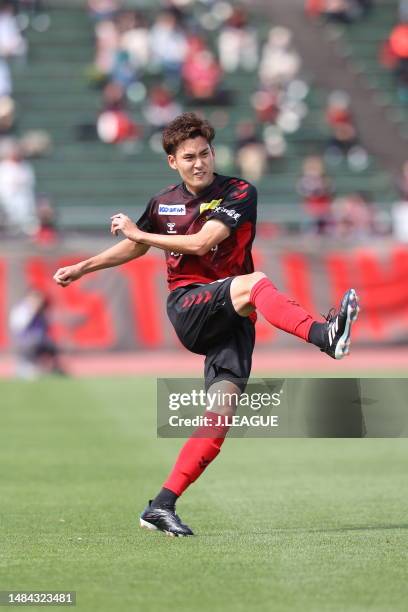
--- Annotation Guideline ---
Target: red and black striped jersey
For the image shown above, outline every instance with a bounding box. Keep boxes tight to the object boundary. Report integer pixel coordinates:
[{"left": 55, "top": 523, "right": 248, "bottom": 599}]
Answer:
[{"left": 137, "top": 173, "right": 257, "bottom": 291}]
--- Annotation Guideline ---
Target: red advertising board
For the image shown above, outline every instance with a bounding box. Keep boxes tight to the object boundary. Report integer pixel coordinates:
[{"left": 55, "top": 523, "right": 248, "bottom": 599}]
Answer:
[{"left": 1, "top": 238, "right": 407, "bottom": 352}]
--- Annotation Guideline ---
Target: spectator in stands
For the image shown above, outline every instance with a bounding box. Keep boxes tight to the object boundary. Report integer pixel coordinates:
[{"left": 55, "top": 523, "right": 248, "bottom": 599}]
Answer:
[
  {"left": 118, "top": 10, "right": 150, "bottom": 72},
  {"left": 33, "top": 193, "right": 58, "bottom": 245},
  {"left": 325, "top": 90, "right": 367, "bottom": 167},
  {"left": 149, "top": 9, "right": 188, "bottom": 84},
  {"left": 0, "top": 0, "right": 27, "bottom": 57},
  {"left": 251, "top": 87, "right": 280, "bottom": 125},
  {"left": 326, "top": 90, "right": 353, "bottom": 127},
  {"left": 297, "top": 155, "right": 333, "bottom": 233},
  {"left": 9, "top": 289, "right": 65, "bottom": 379},
  {"left": 234, "top": 120, "right": 267, "bottom": 183},
  {"left": 110, "top": 49, "right": 136, "bottom": 90},
  {"left": 93, "top": 17, "right": 119, "bottom": 78},
  {"left": 97, "top": 107, "right": 141, "bottom": 144},
  {"left": 331, "top": 192, "right": 376, "bottom": 239},
  {"left": 96, "top": 78, "right": 142, "bottom": 146},
  {"left": 182, "top": 36, "right": 223, "bottom": 104},
  {"left": 217, "top": 7, "right": 258, "bottom": 73},
  {"left": 258, "top": 27, "right": 301, "bottom": 89},
  {"left": 0, "top": 138, "right": 38, "bottom": 235},
  {"left": 143, "top": 84, "right": 182, "bottom": 134}
]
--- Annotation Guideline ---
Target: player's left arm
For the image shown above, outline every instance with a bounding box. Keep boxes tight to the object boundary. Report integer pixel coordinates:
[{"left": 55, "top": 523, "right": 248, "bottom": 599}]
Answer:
[{"left": 110, "top": 214, "right": 230, "bottom": 256}]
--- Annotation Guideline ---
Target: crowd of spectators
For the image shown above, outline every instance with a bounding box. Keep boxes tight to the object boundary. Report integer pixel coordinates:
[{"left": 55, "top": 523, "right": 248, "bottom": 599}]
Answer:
[
  {"left": 248, "top": 26, "right": 307, "bottom": 168},
  {"left": 84, "top": 0, "right": 408, "bottom": 242},
  {"left": 297, "top": 153, "right": 394, "bottom": 239},
  {"left": 88, "top": 0, "right": 238, "bottom": 146},
  {"left": 306, "top": 0, "right": 408, "bottom": 105},
  {"left": 87, "top": 0, "right": 314, "bottom": 188},
  {"left": 0, "top": 0, "right": 55, "bottom": 240},
  {"left": 3, "top": 0, "right": 406, "bottom": 244}
]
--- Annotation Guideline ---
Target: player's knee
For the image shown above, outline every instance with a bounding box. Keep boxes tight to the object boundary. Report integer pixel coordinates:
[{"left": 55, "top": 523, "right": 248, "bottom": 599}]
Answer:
[
  {"left": 214, "top": 405, "right": 236, "bottom": 418},
  {"left": 249, "top": 271, "right": 267, "bottom": 286},
  {"left": 244, "top": 271, "right": 266, "bottom": 297},
  {"left": 231, "top": 271, "right": 267, "bottom": 304}
]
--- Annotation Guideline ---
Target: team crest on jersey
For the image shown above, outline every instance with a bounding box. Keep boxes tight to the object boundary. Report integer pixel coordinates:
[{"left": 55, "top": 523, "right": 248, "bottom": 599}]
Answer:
[
  {"left": 199, "top": 199, "right": 222, "bottom": 214},
  {"left": 159, "top": 204, "right": 186, "bottom": 215},
  {"left": 167, "top": 222, "right": 177, "bottom": 234}
]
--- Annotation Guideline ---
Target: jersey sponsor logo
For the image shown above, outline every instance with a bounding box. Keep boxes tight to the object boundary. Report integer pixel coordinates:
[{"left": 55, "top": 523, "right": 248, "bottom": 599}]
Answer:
[
  {"left": 167, "top": 222, "right": 177, "bottom": 234},
  {"left": 159, "top": 204, "right": 186, "bottom": 215},
  {"left": 212, "top": 206, "right": 241, "bottom": 222},
  {"left": 199, "top": 199, "right": 222, "bottom": 214}
]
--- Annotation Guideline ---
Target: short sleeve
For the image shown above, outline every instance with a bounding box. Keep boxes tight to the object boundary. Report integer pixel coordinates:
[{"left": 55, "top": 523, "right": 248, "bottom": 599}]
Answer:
[
  {"left": 206, "top": 181, "right": 257, "bottom": 231},
  {"left": 136, "top": 198, "right": 156, "bottom": 233}
]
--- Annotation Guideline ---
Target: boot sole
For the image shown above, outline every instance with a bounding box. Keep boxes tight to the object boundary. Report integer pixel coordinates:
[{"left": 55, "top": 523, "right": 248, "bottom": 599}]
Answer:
[
  {"left": 334, "top": 289, "right": 360, "bottom": 359},
  {"left": 140, "top": 518, "right": 187, "bottom": 537}
]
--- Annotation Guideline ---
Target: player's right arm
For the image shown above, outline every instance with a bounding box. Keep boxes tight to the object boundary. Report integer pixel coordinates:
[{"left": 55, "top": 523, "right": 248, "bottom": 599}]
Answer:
[{"left": 53, "top": 239, "right": 149, "bottom": 287}]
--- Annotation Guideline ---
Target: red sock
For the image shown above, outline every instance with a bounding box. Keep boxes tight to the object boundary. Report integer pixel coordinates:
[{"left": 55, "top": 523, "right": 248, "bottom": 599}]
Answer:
[
  {"left": 163, "top": 412, "right": 229, "bottom": 497},
  {"left": 250, "top": 277, "right": 314, "bottom": 341}
]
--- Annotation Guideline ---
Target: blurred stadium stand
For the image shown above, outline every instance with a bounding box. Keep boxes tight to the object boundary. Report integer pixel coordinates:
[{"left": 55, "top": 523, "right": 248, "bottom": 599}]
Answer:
[{"left": 6, "top": 0, "right": 406, "bottom": 231}]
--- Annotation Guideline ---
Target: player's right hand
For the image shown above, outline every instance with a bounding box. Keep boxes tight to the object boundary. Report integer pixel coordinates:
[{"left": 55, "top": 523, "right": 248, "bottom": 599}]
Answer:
[{"left": 53, "top": 264, "right": 83, "bottom": 287}]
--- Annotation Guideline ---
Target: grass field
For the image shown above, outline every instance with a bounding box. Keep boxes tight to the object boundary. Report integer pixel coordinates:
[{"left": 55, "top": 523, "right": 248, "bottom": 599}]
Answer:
[{"left": 2, "top": 376, "right": 408, "bottom": 612}]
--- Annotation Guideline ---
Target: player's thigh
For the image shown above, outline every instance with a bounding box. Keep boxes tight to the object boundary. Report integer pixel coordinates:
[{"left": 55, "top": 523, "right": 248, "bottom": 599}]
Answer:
[
  {"left": 167, "top": 278, "right": 245, "bottom": 353},
  {"left": 204, "top": 317, "right": 256, "bottom": 393}
]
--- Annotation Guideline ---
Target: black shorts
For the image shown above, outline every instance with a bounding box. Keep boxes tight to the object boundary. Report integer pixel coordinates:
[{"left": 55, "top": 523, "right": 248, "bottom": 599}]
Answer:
[{"left": 167, "top": 277, "right": 255, "bottom": 392}]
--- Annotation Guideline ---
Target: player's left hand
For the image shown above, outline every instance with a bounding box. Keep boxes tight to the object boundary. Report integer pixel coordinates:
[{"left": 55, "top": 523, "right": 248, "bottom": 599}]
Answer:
[{"left": 110, "top": 213, "right": 141, "bottom": 241}]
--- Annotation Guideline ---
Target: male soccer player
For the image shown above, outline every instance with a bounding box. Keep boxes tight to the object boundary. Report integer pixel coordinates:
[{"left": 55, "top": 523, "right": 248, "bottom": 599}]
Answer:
[{"left": 54, "top": 112, "right": 359, "bottom": 537}]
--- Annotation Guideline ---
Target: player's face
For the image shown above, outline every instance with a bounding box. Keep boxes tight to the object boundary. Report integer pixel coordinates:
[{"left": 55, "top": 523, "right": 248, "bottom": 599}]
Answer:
[{"left": 168, "top": 136, "right": 215, "bottom": 195}]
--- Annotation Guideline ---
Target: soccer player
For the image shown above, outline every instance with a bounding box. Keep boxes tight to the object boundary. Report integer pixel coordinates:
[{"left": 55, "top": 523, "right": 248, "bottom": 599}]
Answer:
[{"left": 53, "top": 112, "right": 359, "bottom": 537}]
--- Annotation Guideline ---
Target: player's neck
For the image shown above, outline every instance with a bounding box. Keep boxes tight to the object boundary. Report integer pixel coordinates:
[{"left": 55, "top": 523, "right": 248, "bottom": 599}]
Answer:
[{"left": 183, "top": 174, "right": 216, "bottom": 196}]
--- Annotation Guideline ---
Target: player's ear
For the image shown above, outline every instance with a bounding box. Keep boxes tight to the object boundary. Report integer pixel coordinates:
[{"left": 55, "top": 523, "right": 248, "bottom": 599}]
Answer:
[
  {"left": 210, "top": 145, "right": 215, "bottom": 159},
  {"left": 168, "top": 154, "right": 177, "bottom": 171}
]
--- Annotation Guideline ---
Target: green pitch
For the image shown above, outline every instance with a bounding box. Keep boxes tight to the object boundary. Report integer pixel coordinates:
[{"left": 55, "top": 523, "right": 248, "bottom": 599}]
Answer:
[{"left": 1, "top": 377, "right": 408, "bottom": 611}]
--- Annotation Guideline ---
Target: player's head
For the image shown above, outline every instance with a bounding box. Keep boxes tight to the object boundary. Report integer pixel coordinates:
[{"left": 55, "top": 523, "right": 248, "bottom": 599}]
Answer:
[{"left": 162, "top": 112, "right": 216, "bottom": 195}]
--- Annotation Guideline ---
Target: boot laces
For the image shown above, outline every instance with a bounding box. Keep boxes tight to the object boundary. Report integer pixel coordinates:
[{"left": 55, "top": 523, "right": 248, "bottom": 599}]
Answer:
[{"left": 322, "top": 307, "right": 337, "bottom": 324}]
